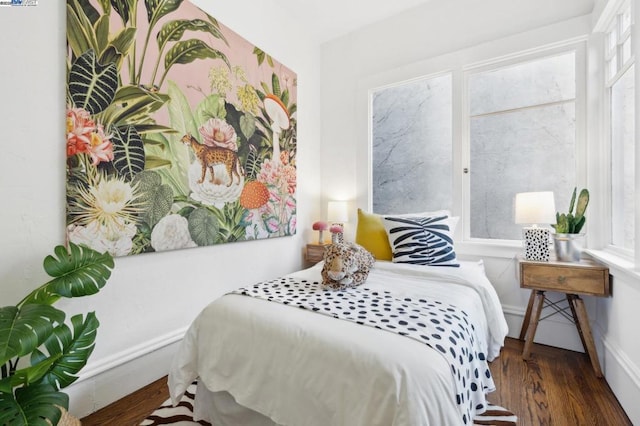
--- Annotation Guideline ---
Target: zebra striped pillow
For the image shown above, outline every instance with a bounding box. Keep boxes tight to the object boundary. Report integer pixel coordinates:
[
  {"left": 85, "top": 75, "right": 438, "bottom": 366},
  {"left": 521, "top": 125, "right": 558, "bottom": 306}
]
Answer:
[{"left": 382, "top": 215, "right": 459, "bottom": 267}]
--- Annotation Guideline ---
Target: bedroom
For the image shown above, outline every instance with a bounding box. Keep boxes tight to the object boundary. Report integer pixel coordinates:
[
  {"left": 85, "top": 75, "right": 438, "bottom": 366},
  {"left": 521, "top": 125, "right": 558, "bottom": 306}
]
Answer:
[{"left": 0, "top": 0, "right": 639, "bottom": 424}]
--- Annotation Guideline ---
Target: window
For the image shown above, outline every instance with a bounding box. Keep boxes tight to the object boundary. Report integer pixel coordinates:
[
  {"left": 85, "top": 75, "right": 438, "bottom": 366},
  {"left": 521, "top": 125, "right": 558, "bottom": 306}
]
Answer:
[
  {"left": 371, "top": 73, "right": 452, "bottom": 214},
  {"left": 606, "top": 1, "right": 635, "bottom": 252},
  {"left": 467, "top": 52, "right": 577, "bottom": 240}
]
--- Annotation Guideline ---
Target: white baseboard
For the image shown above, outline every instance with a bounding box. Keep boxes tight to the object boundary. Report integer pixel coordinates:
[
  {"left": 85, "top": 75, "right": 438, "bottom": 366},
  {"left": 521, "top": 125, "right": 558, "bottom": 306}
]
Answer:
[
  {"left": 598, "top": 332, "right": 640, "bottom": 425},
  {"left": 502, "top": 303, "right": 584, "bottom": 352},
  {"left": 65, "top": 327, "right": 187, "bottom": 418}
]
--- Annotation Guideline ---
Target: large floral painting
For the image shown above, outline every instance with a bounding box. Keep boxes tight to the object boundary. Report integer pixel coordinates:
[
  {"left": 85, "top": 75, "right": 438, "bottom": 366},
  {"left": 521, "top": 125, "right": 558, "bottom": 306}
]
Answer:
[{"left": 65, "top": 0, "right": 297, "bottom": 256}]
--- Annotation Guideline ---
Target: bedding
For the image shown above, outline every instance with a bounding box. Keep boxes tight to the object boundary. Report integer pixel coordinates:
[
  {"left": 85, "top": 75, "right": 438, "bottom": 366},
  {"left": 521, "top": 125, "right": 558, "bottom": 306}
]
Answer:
[{"left": 169, "top": 260, "right": 508, "bottom": 426}]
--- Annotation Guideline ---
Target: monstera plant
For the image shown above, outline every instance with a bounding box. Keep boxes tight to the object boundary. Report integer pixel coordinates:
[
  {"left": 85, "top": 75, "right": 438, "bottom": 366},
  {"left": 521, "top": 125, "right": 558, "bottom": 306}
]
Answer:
[{"left": 0, "top": 243, "right": 114, "bottom": 425}]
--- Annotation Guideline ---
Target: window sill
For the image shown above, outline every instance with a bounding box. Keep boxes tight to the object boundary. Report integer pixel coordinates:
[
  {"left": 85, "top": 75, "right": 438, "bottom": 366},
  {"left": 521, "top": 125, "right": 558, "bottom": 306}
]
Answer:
[{"left": 584, "top": 249, "right": 640, "bottom": 282}]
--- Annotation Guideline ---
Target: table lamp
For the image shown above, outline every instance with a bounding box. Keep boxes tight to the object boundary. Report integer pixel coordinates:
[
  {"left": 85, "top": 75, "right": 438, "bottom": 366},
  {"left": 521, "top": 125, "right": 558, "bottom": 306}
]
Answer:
[{"left": 515, "top": 191, "right": 556, "bottom": 261}]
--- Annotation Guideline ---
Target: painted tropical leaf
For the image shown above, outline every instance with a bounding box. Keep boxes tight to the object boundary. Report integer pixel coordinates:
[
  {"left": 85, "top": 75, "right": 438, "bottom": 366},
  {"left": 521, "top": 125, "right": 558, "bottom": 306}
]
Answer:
[
  {"left": 253, "top": 47, "right": 274, "bottom": 67},
  {"left": 133, "top": 171, "right": 174, "bottom": 228},
  {"left": 145, "top": 155, "right": 172, "bottom": 170},
  {"left": 145, "top": 0, "right": 183, "bottom": 28},
  {"left": 97, "top": 0, "right": 111, "bottom": 15},
  {"left": 101, "top": 85, "right": 170, "bottom": 127},
  {"left": 0, "top": 305, "right": 65, "bottom": 366},
  {"left": 0, "top": 384, "right": 68, "bottom": 426},
  {"left": 239, "top": 113, "right": 256, "bottom": 141},
  {"left": 111, "top": 125, "right": 146, "bottom": 181},
  {"left": 195, "top": 94, "right": 226, "bottom": 123},
  {"left": 157, "top": 18, "right": 228, "bottom": 49},
  {"left": 110, "top": 0, "right": 133, "bottom": 24},
  {"left": 264, "top": 216, "right": 280, "bottom": 234},
  {"left": 31, "top": 313, "right": 99, "bottom": 390},
  {"left": 99, "top": 27, "right": 137, "bottom": 69},
  {"left": 78, "top": 0, "right": 100, "bottom": 25},
  {"left": 188, "top": 208, "right": 219, "bottom": 246},
  {"left": 68, "top": 49, "right": 118, "bottom": 115},
  {"left": 271, "top": 73, "right": 281, "bottom": 98},
  {"left": 164, "top": 39, "right": 231, "bottom": 74},
  {"left": 244, "top": 145, "right": 260, "bottom": 180},
  {"left": 94, "top": 15, "right": 110, "bottom": 51},
  {"left": 66, "top": 2, "right": 99, "bottom": 60}
]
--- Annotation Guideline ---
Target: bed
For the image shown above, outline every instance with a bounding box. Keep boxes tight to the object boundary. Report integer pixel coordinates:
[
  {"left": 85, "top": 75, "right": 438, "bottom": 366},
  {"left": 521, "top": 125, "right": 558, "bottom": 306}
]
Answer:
[{"left": 168, "top": 258, "right": 508, "bottom": 426}]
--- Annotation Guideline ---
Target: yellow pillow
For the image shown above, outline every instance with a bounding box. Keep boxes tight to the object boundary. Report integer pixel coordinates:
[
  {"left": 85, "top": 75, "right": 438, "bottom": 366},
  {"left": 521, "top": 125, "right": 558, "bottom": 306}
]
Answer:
[{"left": 355, "top": 209, "right": 392, "bottom": 260}]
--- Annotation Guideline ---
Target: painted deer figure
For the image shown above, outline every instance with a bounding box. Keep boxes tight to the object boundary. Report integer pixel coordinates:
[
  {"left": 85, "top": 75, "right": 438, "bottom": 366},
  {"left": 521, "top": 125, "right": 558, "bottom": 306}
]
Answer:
[{"left": 181, "top": 133, "right": 243, "bottom": 186}]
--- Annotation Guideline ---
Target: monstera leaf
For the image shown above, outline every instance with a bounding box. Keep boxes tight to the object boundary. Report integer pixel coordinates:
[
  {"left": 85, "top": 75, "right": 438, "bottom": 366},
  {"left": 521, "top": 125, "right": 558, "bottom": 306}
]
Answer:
[
  {"left": 31, "top": 313, "right": 99, "bottom": 390},
  {"left": 68, "top": 49, "right": 118, "bottom": 115},
  {"left": 0, "top": 305, "right": 65, "bottom": 366},
  {"left": 0, "top": 244, "right": 113, "bottom": 426},
  {"left": 0, "top": 384, "right": 68, "bottom": 426}
]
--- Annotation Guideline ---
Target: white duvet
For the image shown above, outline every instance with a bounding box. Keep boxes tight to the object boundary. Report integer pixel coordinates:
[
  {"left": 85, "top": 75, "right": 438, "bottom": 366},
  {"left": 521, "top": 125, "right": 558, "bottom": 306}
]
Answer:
[{"left": 169, "top": 260, "right": 508, "bottom": 426}]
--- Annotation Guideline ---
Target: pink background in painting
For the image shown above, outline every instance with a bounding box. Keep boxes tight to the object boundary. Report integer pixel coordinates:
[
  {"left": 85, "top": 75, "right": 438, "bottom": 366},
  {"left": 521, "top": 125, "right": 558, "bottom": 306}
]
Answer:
[{"left": 92, "top": 0, "right": 297, "bottom": 123}]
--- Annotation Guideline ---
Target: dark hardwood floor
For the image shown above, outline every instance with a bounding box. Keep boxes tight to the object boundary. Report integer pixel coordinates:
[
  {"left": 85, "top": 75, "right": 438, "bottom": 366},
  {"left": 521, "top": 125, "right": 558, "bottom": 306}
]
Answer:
[{"left": 81, "top": 337, "right": 632, "bottom": 426}]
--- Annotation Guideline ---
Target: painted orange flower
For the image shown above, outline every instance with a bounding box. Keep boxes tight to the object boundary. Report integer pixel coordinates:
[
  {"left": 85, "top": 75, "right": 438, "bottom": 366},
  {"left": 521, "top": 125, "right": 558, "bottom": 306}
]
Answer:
[
  {"left": 66, "top": 107, "right": 94, "bottom": 156},
  {"left": 87, "top": 124, "right": 114, "bottom": 166},
  {"left": 66, "top": 107, "right": 114, "bottom": 166}
]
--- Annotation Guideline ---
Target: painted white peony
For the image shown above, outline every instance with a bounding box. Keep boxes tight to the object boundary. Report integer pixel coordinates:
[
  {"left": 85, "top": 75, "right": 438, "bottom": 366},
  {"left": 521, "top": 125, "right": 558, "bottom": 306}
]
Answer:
[
  {"left": 187, "top": 161, "right": 243, "bottom": 209},
  {"left": 151, "top": 214, "right": 197, "bottom": 252},
  {"left": 67, "top": 219, "right": 136, "bottom": 257}
]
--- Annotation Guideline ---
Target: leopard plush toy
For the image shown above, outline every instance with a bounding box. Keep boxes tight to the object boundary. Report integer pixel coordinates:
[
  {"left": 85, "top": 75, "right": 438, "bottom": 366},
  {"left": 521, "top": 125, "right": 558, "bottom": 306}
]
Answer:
[{"left": 321, "top": 242, "right": 375, "bottom": 290}]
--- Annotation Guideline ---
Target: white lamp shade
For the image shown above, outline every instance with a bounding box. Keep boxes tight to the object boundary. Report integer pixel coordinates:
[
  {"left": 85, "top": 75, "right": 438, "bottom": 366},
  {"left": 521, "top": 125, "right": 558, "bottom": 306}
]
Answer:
[
  {"left": 515, "top": 192, "right": 556, "bottom": 224},
  {"left": 327, "top": 201, "right": 349, "bottom": 223}
]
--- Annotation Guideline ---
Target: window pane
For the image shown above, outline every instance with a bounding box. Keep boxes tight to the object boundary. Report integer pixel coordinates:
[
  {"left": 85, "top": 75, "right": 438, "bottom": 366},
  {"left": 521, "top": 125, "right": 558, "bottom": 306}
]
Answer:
[
  {"left": 470, "top": 103, "right": 576, "bottom": 239},
  {"left": 622, "top": 38, "right": 631, "bottom": 66},
  {"left": 621, "top": 9, "right": 631, "bottom": 33},
  {"left": 608, "top": 27, "right": 618, "bottom": 52},
  {"left": 372, "top": 74, "right": 452, "bottom": 214},
  {"left": 609, "top": 55, "right": 619, "bottom": 80},
  {"left": 611, "top": 65, "right": 635, "bottom": 249},
  {"left": 469, "top": 52, "right": 575, "bottom": 115},
  {"left": 469, "top": 53, "right": 576, "bottom": 240}
]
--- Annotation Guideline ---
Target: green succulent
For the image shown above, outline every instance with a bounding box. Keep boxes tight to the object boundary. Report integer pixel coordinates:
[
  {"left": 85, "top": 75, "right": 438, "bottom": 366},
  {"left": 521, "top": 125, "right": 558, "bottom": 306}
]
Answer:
[
  {"left": 0, "top": 243, "right": 114, "bottom": 426},
  {"left": 551, "top": 187, "right": 589, "bottom": 234}
]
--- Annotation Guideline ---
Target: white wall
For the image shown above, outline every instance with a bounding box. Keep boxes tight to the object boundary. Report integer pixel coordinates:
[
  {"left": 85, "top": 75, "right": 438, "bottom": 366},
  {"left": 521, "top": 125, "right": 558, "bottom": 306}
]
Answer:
[
  {"left": 320, "top": 0, "right": 639, "bottom": 423},
  {"left": 0, "top": 0, "right": 322, "bottom": 417}
]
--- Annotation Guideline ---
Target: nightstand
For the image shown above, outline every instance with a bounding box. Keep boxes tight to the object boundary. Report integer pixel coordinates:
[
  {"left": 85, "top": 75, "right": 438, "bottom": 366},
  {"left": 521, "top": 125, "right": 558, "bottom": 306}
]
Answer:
[
  {"left": 517, "top": 256, "right": 610, "bottom": 377},
  {"left": 305, "top": 243, "right": 329, "bottom": 264}
]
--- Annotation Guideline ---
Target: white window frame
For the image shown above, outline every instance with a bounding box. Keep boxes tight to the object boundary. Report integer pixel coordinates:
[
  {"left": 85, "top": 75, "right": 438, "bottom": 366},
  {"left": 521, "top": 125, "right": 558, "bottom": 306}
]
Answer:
[
  {"left": 597, "top": 0, "right": 636, "bottom": 261},
  {"left": 356, "top": 19, "right": 591, "bottom": 259},
  {"left": 460, "top": 42, "right": 588, "bottom": 246}
]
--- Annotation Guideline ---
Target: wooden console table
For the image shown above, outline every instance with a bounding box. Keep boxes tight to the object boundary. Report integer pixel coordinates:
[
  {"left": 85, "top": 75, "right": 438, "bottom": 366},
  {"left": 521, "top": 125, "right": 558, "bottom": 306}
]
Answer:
[{"left": 517, "top": 256, "right": 610, "bottom": 377}]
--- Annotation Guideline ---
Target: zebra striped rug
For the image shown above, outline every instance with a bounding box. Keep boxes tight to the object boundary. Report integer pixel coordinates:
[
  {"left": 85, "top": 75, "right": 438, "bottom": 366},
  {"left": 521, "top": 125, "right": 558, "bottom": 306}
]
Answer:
[{"left": 141, "top": 382, "right": 517, "bottom": 426}]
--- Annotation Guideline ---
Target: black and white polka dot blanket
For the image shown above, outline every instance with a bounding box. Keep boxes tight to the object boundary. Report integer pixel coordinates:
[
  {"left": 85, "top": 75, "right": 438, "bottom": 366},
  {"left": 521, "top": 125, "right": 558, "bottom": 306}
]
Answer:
[{"left": 233, "top": 276, "right": 495, "bottom": 425}]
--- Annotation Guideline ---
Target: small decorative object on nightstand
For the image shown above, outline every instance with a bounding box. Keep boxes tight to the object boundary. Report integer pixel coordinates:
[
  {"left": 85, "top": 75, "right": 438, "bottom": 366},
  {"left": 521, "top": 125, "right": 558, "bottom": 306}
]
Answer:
[
  {"left": 328, "top": 200, "right": 348, "bottom": 244},
  {"left": 517, "top": 255, "right": 610, "bottom": 377},
  {"left": 305, "top": 243, "right": 329, "bottom": 264},
  {"left": 515, "top": 191, "right": 556, "bottom": 261}
]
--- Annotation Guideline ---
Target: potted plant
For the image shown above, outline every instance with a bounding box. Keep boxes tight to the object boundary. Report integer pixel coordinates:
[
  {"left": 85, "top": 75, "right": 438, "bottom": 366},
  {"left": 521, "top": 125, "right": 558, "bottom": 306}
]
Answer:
[
  {"left": 551, "top": 187, "right": 589, "bottom": 261},
  {"left": 0, "top": 243, "right": 114, "bottom": 425}
]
